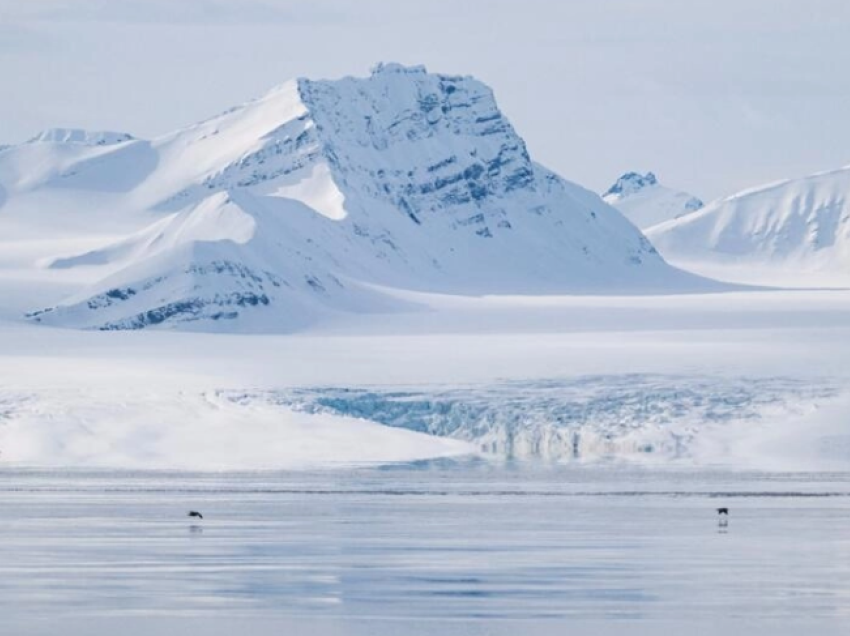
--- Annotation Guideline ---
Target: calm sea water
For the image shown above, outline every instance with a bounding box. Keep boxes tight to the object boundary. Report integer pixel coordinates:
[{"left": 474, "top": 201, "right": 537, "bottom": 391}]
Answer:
[{"left": 2, "top": 461, "right": 850, "bottom": 635}]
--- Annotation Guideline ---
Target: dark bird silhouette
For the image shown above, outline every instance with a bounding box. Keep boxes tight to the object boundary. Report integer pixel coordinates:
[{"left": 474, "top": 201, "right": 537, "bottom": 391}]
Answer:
[
  {"left": 717, "top": 507, "right": 729, "bottom": 516},
  {"left": 187, "top": 511, "right": 204, "bottom": 520}
]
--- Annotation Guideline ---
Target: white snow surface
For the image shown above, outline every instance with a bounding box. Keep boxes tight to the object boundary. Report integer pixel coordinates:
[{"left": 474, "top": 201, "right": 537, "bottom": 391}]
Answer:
[
  {"left": 0, "top": 64, "right": 712, "bottom": 333},
  {"left": 0, "top": 387, "right": 472, "bottom": 470},
  {"left": 2, "top": 287, "right": 850, "bottom": 470},
  {"left": 647, "top": 165, "right": 850, "bottom": 286},
  {"left": 603, "top": 171, "right": 704, "bottom": 230}
]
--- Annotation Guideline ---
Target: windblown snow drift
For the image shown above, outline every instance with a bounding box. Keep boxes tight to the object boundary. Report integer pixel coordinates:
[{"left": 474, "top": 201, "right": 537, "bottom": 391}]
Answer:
[{"left": 0, "top": 63, "right": 709, "bottom": 332}]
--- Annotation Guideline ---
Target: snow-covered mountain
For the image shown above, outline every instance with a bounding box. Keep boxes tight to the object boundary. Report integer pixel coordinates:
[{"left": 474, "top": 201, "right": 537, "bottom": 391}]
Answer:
[
  {"left": 0, "top": 63, "right": 710, "bottom": 332},
  {"left": 603, "top": 171, "right": 704, "bottom": 230},
  {"left": 647, "top": 166, "right": 850, "bottom": 286}
]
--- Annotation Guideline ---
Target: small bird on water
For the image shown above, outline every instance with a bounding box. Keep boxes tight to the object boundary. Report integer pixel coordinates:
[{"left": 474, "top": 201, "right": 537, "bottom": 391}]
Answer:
[
  {"left": 187, "top": 511, "right": 204, "bottom": 520},
  {"left": 717, "top": 507, "right": 729, "bottom": 516}
]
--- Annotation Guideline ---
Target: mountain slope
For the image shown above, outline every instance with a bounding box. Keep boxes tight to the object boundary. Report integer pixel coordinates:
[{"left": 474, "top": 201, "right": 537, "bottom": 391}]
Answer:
[
  {"left": 2, "top": 64, "right": 712, "bottom": 332},
  {"left": 647, "top": 166, "right": 850, "bottom": 286},
  {"left": 603, "top": 171, "right": 703, "bottom": 230}
]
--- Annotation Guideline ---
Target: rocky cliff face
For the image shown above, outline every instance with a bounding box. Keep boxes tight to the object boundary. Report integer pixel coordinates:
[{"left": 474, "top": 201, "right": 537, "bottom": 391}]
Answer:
[{"left": 299, "top": 63, "right": 535, "bottom": 233}]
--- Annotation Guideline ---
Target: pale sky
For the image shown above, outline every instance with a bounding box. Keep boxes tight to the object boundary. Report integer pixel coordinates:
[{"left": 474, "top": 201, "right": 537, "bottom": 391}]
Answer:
[{"left": 1, "top": 0, "right": 849, "bottom": 200}]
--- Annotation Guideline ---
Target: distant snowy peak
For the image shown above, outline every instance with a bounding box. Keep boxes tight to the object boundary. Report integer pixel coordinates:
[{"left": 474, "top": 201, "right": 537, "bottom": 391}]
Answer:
[
  {"left": 603, "top": 171, "right": 703, "bottom": 230},
  {"left": 603, "top": 171, "right": 659, "bottom": 200},
  {"left": 29, "top": 128, "right": 135, "bottom": 146},
  {"left": 647, "top": 165, "right": 850, "bottom": 285}
]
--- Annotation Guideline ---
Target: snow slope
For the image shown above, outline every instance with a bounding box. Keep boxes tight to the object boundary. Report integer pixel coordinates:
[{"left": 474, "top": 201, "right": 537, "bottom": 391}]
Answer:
[
  {"left": 0, "top": 64, "right": 713, "bottom": 332},
  {"left": 647, "top": 166, "right": 850, "bottom": 286},
  {"left": 602, "top": 171, "right": 704, "bottom": 229},
  {"left": 0, "top": 386, "right": 473, "bottom": 470}
]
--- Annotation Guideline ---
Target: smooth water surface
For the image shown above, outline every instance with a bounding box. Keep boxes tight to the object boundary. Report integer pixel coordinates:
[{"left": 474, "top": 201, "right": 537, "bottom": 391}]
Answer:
[{"left": 2, "top": 461, "right": 850, "bottom": 635}]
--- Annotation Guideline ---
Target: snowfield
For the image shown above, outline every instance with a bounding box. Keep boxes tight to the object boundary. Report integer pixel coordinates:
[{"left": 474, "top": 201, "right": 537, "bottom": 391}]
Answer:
[
  {"left": 0, "top": 388, "right": 473, "bottom": 470},
  {"left": 2, "top": 287, "right": 850, "bottom": 470}
]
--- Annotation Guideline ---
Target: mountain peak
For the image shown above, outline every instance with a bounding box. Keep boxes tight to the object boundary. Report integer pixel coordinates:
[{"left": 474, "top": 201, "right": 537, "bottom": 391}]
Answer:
[
  {"left": 603, "top": 171, "right": 658, "bottom": 200},
  {"left": 603, "top": 172, "right": 703, "bottom": 230}
]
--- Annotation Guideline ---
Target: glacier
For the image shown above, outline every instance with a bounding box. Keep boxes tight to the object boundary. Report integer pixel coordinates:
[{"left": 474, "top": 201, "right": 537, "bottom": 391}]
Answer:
[{"left": 231, "top": 375, "right": 839, "bottom": 463}]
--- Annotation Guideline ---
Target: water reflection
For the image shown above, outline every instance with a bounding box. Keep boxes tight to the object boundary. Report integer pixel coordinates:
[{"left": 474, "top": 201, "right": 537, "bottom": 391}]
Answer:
[{"left": 0, "top": 464, "right": 849, "bottom": 633}]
